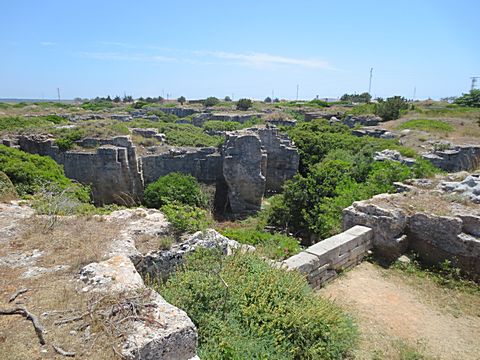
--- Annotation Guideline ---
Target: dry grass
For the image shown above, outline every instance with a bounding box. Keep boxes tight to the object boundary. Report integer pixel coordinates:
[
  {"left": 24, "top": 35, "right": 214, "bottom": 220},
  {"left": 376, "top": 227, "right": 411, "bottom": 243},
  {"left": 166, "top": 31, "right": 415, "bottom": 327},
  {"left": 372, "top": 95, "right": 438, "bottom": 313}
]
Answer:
[{"left": 0, "top": 214, "right": 133, "bottom": 359}]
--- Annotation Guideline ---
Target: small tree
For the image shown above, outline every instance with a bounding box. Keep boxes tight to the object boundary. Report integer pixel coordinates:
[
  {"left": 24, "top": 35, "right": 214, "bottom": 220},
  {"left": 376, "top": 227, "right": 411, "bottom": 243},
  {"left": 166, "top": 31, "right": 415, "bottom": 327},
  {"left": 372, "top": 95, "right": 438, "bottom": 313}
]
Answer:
[
  {"left": 113, "top": 96, "right": 121, "bottom": 103},
  {"left": 224, "top": 96, "right": 232, "bottom": 102},
  {"left": 178, "top": 96, "right": 186, "bottom": 105},
  {"left": 374, "top": 96, "right": 408, "bottom": 121},
  {"left": 273, "top": 98, "right": 280, "bottom": 103},
  {"left": 264, "top": 97, "right": 272, "bottom": 103},
  {"left": 204, "top": 97, "right": 220, "bottom": 107},
  {"left": 236, "top": 98, "right": 253, "bottom": 111}
]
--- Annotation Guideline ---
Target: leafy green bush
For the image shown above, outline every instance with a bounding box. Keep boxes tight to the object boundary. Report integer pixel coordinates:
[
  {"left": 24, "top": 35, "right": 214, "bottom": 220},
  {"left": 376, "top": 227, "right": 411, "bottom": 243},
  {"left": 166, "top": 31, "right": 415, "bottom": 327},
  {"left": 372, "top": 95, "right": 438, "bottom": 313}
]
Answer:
[
  {"left": 204, "top": 97, "right": 220, "bottom": 107},
  {"left": 81, "top": 100, "right": 114, "bottom": 111},
  {"left": 219, "top": 228, "right": 301, "bottom": 260},
  {"left": 340, "top": 92, "right": 372, "bottom": 103},
  {"left": 156, "top": 249, "right": 357, "bottom": 359},
  {"left": 454, "top": 89, "right": 480, "bottom": 108},
  {"left": 161, "top": 203, "right": 211, "bottom": 234},
  {"left": 143, "top": 172, "right": 208, "bottom": 209},
  {"left": 44, "top": 114, "right": 67, "bottom": 124},
  {"left": 54, "top": 129, "right": 84, "bottom": 150},
  {"left": 0, "top": 145, "right": 90, "bottom": 201},
  {"left": 397, "top": 119, "right": 454, "bottom": 134},
  {"left": 374, "top": 96, "right": 408, "bottom": 121},
  {"left": 236, "top": 98, "right": 253, "bottom": 111}
]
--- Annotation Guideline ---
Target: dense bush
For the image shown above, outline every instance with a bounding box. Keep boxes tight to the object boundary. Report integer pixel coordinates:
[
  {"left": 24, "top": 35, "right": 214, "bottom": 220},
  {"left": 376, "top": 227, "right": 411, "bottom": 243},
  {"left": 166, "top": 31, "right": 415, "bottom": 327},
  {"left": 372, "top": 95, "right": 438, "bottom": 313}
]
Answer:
[
  {"left": 374, "top": 96, "right": 408, "bottom": 121},
  {"left": 203, "top": 120, "right": 242, "bottom": 132},
  {"left": 161, "top": 203, "right": 211, "bottom": 234},
  {"left": 268, "top": 120, "right": 439, "bottom": 239},
  {"left": 340, "top": 92, "right": 372, "bottom": 103},
  {"left": 236, "top": 98, "right": 253, "bottom": 111},
  {"left": 0, "top": 116, "right": 53, "bottom": 132},
  {"left": 156, "top": 249, "right": 357, "bottom": 359},
  {"left": 81, "top": 100, "right": 115, "bottom": 111},
  {"left": 0, "top": 145, "right": 90, "bottom": 201},
  {"left": 454, "top": 89, "right": 480, "bottom": 108},
  {"left": 143, "top": 172, "right": 208, "bottom": 209},
  {"left": 219, "top": 228, "right": 301, "bottom": 260},
  {"left": 204, "top": 97, "right": 220, "bottom": 107}
]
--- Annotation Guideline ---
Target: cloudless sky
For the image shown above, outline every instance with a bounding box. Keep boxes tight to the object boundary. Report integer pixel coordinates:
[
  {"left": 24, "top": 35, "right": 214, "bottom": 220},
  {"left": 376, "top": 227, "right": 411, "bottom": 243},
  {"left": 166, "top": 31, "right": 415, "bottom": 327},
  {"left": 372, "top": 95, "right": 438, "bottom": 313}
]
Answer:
[{"left": 1, "top": 0, "right": 478, "bottom": 100}]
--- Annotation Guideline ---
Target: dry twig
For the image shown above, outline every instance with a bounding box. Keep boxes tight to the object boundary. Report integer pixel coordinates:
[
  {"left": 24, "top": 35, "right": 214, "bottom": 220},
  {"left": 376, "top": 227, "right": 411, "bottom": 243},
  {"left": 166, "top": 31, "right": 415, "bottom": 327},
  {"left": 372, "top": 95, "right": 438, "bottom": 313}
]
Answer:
[
  {"left": 53, "top": 344, "right": 76, "bottom": 357},
  {"left": 8, "top": 288, "right": 29, "bottom": 303},
  {"left": 0, "top": 306, "right": 46, "bottom": 345}
]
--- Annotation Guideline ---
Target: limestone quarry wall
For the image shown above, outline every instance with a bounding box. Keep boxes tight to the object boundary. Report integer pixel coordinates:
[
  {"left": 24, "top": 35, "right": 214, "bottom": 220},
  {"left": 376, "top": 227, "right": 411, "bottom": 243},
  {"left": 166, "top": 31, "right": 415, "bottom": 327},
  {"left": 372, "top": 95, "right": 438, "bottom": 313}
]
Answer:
[
  {"left": 17, "top": 135, "right": 144, "bottom": 206},
  {"left": 283, "top": 226, "right": 373, "bottom": 288},
  {"left": 142, "top": 148, "right": 223, "bottom": 185}
]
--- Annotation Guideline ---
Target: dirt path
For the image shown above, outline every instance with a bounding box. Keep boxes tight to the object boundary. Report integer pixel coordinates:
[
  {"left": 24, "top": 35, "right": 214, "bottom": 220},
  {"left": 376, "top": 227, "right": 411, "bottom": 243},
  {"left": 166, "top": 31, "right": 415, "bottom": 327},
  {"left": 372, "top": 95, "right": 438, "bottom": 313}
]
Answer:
[{"left": 319, "top": 262, "right": 480, "bottom": 360}]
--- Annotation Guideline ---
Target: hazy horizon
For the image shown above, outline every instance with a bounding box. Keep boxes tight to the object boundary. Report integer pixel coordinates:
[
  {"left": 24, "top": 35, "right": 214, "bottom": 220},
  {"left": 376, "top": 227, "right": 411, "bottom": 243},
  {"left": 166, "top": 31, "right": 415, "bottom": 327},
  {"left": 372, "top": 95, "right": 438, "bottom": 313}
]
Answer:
[{"left": 1, "top": 0, "right": 478, "bottom": 101}]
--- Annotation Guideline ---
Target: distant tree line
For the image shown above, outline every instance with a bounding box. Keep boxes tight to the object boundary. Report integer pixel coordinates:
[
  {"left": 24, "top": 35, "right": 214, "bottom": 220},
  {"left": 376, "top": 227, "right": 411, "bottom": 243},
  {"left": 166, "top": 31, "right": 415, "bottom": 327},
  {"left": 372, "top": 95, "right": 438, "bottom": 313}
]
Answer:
[{"left": 340, "top": 92, "right": 372, "bottom": 103}]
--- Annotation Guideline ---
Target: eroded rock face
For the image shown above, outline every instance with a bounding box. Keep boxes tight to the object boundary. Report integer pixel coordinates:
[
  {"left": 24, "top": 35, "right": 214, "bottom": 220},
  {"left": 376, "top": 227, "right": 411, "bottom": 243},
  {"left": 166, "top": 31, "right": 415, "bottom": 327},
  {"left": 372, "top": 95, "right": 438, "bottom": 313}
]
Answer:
[
  {"left": 343, "top": 196, "right": 408, "bottom": 260},
  {"left": 374, "top": 149, "right": 416, "bottom": 167},
  {"left": 343, "top": 114, "right": 381, "bottom": 128},
  {"left": 441, "top": 174, "right": 480, "bottom": 203},
  {"left": 222, "top": 131, "right": 266, "bottom": 215},
  {"left": 422, "top": 145, "right": 480, "bottom": 172}
]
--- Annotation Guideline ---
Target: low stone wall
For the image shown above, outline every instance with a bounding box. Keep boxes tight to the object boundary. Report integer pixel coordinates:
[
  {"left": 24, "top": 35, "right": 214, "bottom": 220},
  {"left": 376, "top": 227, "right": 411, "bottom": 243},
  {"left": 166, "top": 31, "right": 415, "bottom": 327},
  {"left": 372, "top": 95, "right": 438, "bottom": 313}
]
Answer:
[{"left": 283, "top": 226, "right": 373, "bottom": 288}]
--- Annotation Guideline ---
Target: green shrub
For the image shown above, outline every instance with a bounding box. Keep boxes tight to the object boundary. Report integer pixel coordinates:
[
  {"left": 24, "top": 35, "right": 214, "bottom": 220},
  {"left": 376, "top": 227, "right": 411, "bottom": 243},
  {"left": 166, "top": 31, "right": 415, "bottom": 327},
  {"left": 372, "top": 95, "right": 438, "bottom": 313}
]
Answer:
[
  {"left": 0, "top": 171, "right": 18, "bottom": 202},
  {"left": 236, "top": 98, "right": 253, "bottom": 111},
  {"left": 143, "top": 172, "right": 208, "bottom": 209},
  {"left": 54, "top": 129, "right": 84, "bottom": 150},
  {"left": 397, "top": 119, "right": 454, "bottom": 134},
  {"left": 44, "top": 114, "right": 67, "bottom": 124},
  {"left": 0, "top": 145, "right": 90, "bottom": 201},
  {"left": 375, "top": 96, "right": 408, "bottom": 121},
  {"left": 161, "top": 203, "right": 211, "bottom": 234},
  {"left": 203, "top": 120, "right": 242, "bottom": 132},
  {"left": 340, "top": 92, "right": 371, "bottom": 103},
  {"left": 204, "top": 97, "right": 220, "bottom": 107},
  {"left": 0, "top": 116, "right": 53, "bottom": 132},
  {"left": 156, "top": 249, "right": 357, "bottom": 359},
  {"left": 219, "top": 228, "right": 301, "bottom": 260},
  {"left": 454, "top": 89, "right": 480, "bottom": 108}
]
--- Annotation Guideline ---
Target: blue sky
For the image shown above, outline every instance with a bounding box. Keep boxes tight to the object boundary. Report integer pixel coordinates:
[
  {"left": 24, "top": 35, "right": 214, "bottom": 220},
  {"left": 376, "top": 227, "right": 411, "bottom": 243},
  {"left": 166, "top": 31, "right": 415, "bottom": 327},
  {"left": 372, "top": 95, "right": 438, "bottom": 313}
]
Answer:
[{"left": 1, "top": 0, "right": 478, "bottom": 100}]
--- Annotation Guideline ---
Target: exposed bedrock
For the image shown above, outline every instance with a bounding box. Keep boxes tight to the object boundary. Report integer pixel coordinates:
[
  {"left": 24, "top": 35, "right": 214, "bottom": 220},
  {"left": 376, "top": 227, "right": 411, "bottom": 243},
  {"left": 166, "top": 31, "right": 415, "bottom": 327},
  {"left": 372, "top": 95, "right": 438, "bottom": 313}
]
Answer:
[
  {"left": 343, "top": 194, "right": 480, "bottom": 277},
  {"left": 222, "top": 131, "right": 267, "bottom": 215},
  {"left": 422, "top": 144, "right": 480, "bottom": 172}
]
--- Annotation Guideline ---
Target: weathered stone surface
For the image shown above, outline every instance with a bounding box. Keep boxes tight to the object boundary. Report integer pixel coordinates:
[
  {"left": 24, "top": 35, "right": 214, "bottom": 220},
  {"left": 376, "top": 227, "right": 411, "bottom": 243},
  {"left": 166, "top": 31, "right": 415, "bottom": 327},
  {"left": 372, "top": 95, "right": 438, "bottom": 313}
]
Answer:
[
  {"left": 343, "top": 198, "right": 408, "bottom": 260},
  {"left": 122, "top": 290, "right": 198, "bottom": 360},
  {"left": 352, "top": 128, "right": 397, "bottom": 139},
  {"left": 79, "top": 255, "right": 144, "bottom": 293},
  {"left": 255, "top": 127, "right": 300, "bottom": 193},
  {"left": 422, "top": 144, "right": 480, "bottom": 172},
  {"left": 192, "top": 112, "right": 261, "bottom": 127},
  {"left": 152, "top": 107, "right": 198, "bottom": 118},
  {"left": 222, "top": 131, "right": 266, "bottom": 215},
  {"left": 374, "top": 149, "right": 416, "bottom": 167},
  {"left": 137, "top": 229, "right": 254, "bottom": 280},
  {"left": 441, "top": 174, "right": 480, "bottom": 203}
]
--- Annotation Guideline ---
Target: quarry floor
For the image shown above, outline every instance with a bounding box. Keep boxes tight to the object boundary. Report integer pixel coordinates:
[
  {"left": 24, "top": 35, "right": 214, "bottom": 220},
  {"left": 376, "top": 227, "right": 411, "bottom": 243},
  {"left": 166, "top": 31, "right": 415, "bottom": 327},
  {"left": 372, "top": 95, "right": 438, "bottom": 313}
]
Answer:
[{"left": 319, "top": 261, "right": 480, "bottom": 360}]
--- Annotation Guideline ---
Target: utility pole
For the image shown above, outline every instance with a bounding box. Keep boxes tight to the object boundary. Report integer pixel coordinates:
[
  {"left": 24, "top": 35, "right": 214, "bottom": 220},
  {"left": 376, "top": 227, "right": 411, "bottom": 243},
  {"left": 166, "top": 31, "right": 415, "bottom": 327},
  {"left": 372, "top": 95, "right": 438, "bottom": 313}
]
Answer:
[
  {"left": 296, "top": 84, "right": 299, "bottom": 100},
  {"left": 57, "top": 88, "right": 61, "bottom": 101},
  {"left": 471, "top": 77, "right": 479, "bottom": 91},
  {"left": 413, "top": 86, "right": 416, "bottom": 101},
  {"left": 369, "top": 67, "right": 373, "bottom": 93}
]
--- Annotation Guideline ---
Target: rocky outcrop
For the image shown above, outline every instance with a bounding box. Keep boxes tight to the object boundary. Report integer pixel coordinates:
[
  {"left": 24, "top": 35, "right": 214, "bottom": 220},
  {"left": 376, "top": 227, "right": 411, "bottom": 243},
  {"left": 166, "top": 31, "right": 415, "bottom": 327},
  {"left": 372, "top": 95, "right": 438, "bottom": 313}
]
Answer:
[
  {"left": 255, "top": 127, "right": 300, "bottom": 192},
  {"left": 222, "top": 131, "right": 266, "bottom": 215},
  {"left": 343, "top": 114, "right": 381, "bottom": 128},
  {"left": 192, "top": 112, "right": 261, "bottom": 127},
  {"left": 154, "top": 107, "right": 198, "bottom": 118},
  {"left": 441, "top": 174, "right": 480, "bottom": 203},
  {"left": 352, "top": 128, "right": 397, "bottom": 139},
  {"left": 422, "top": 144, "right": 480, "bottom": 172},
  {"left": 343, "top": 186, "right": 480, "bottom": 277},
  {"left": 374, "top": 149, "right": 416, "bottom": 167}
]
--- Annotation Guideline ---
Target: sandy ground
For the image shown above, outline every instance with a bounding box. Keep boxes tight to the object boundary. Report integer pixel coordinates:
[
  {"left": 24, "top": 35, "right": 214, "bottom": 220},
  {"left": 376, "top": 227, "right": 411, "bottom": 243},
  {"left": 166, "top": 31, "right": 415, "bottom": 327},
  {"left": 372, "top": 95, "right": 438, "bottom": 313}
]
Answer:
[{"left": 319, "top": 262, "right": 480, "bottom": 360}]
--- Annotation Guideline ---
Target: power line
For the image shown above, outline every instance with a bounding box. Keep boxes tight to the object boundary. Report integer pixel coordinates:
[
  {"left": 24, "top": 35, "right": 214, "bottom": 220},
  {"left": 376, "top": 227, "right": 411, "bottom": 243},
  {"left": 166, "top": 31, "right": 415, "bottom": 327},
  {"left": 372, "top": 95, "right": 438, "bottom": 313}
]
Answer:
[
  {"left": 471, "top": 77, "right": 479, "bottom": 91},
  {"left": 368, "top": 68, "right": 373, "bottom": 94}
]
